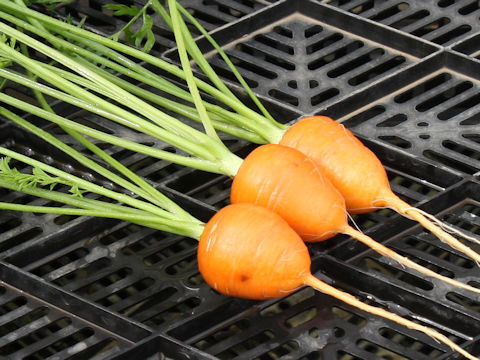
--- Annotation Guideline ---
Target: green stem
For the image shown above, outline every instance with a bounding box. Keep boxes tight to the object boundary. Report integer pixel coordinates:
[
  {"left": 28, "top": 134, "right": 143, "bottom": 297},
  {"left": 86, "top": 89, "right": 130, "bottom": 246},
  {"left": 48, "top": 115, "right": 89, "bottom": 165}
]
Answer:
[
  {"left": 109, "top": 0, "right": 152, "bottom": 42},
  {"left": 0, "top": 91, "right": 232, "bottom": 175},
  {"left": 0, "top": 146, "right": 194, "bottom": 219},
  {"left": 56, "top": 26, "right": 270, "bottom": 140},
  {"left": 65, "top": 129, "right": 192, "bottom": 218},
  {"left": 0, "top": 65, "right": 261, "bottom": 145},
  {"left": 19, "top": 42, "right": 54, "bottom": 113},
  {"left": 0, "top": 22, "right": 227, "bottom": 160},
  {"left": 168, "top": 0, "right": 222, "bottom": 142},
  {"left": 157, "top": 0, "right": 260, "bottom": 122},
  {"left": 0, "top": 3, "right": 284, "bottom": 141},
  {"left": 1, "top": 32, "right": 188, "bottom": 214},
  {"left": 0, "top": 66, "right": 160, "bottom": 137},
  {"left": 154, "top": 0, "right": 285, "bottom": 135},
  {"left": 68, "top": 62, "right": 266, "bottom": 143},
  {"left": 174, "top": 1, "right": 277, "bottom": 125},
  {"left": 14, "top": 0, "right": 55, "bottom": 112},
  {"left": 0, "top": 201, "right": 204, "bottom": 239},
  {"left": 0, "top": 38, "right": 220, "bottom": 162},
  {"left": 0, "top": 106, "right": 192, "bottom": 218},
  {"left": 56, "top": 54, "right": 269, "bottom": 143},
  {"left": 0, "top": 176, "right": 149, "bottom": 216}
]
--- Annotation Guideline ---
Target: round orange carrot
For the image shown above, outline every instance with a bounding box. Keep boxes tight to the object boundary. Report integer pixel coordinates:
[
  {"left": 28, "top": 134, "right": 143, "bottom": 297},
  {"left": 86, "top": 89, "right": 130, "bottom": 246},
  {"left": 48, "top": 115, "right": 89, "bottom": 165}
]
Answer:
[
  {"left": 231, "top": 143, "right": 346, "bottom": 242},
  {"left": 198, "top": 203, "right": 478, "bottom": 360},
  {"left": 230, "top": 143, "right": 480, "bottom": 295},
  {"left": 279, "top": 116, "right": 395, "bottom": 213},
  {"left": 198, "top": 203, "right": 310, "bottom": 299},
  {"left": 279, "top": 115, "right": 480, "bottom": 263}
]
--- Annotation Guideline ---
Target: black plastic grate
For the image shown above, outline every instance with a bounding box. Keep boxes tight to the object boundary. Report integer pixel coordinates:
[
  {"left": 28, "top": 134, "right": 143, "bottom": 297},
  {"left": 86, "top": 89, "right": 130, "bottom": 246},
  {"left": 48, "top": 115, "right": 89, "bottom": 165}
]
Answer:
[
  {"left": 0, "top": 261, "right": 218, "bottom": 360},
  {"left": 2, "top": 0, "right": 480, "bottom": 359},
  {"left": 324, "top": 51, "right": 480, "bottom": 175},
  {"left": 327, "top": 0, "right": 480, "bottom": 46},
  {"left": 182, "top": 275, "right": 472, "bottom": 360},
  {"left": 0, "top": 125, "right": 476, "bottom": 360},
  {"left": 165, "top": 0, "right": 439, "bottom": 114},
  {"left": 8, "top": 218, "right": 227, "bottom": 334},
  {"left": 54, "top": 0, "right": 278, "bottom": 54},
  {"left": 0, "top": 282, "right": 129, "bottom": 360}
]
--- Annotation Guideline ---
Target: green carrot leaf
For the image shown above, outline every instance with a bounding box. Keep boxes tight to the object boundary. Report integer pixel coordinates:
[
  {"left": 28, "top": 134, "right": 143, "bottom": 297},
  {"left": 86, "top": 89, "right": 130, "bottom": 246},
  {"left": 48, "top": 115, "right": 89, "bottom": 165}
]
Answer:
[
  {"left": 104, "top": 4, "right": 141, "bottom": 17},
  {"left": 0, "top": 156, "right": 87, "bottom": 197},
  {"left": 106, "top": 2, "right": 155, "bottom": 52},
  {"left": 137, "top": 11, "right": 155, "bottom": 52}
]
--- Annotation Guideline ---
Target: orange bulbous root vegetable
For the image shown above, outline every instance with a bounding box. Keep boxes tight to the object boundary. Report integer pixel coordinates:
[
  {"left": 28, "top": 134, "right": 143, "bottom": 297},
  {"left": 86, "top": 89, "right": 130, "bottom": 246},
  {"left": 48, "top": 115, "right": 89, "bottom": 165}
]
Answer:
[
  {"left": 230, "top": 144, "right": 480, "bottom": 295},
  {"left": 231, "top": 144, "right": 346, "bottom": 243},
  {"left": 279, "top": 116, "right": 480, "bottom": 264},
  {"left": 198, "top": 203, "right": 478, "bottom": 360}
]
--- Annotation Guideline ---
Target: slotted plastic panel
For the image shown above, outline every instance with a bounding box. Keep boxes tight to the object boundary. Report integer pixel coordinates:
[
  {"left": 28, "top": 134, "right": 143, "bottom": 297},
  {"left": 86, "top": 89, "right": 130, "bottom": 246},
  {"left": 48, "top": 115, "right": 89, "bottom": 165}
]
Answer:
[
  {"left": 0, "top": 261, "right": 218, "bottom": 360},
  {"left": 55, "top": 0, "right": 278, "bottom": 54},
  {"left": 1, "top": 0, "right": 480, "bottom": 359},
  {"left": 325, "top": 51, "right": 480, "bottom": 175},
  {"left": 452, "top": 33, "right": 480, "bottom": 60},
  {"left": 165, "top": 0, "right": 440, "bottom": 113},
  {"left": 106, "top": 334, "right": 218, "bottom": 360},
  {"left": 0, "top": 278, "right": 130, "bottom": 359},
  {"left": 11, "top": 223, "right": 222, "bottom": 334},
  {"left": 327, "top": 0, "right": 480, "bottom": 46},
  {"left": 1, "top": 120, "right": 475, "bottom": 359},
  {"left": 1, "top": 124, "right": 476, "bottom": 360}
]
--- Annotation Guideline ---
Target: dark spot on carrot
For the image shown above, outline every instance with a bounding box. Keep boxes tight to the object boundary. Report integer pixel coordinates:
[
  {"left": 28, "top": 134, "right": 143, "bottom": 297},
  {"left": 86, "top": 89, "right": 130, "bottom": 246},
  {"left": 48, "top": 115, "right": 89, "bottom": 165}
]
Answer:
[{"left": 240, "top": 274, "right": 250, "bottom": 282}]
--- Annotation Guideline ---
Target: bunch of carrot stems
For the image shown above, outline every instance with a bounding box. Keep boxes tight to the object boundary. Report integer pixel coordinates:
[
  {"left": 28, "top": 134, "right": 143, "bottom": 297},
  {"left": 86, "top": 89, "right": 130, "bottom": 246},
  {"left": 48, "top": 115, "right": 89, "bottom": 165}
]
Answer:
[{"left": 0, "top": 1, "right": 478, "bottom": 359}]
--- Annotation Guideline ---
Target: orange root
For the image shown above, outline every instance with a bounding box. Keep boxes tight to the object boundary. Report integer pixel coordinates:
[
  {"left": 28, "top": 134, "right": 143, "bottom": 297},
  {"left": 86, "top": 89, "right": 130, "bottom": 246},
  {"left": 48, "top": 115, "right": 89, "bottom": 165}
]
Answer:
[
  {"left": 304, "top": 274, "right": 478, "bottom": 360},
  {"left": 341, "top": 225, "right": 480, "bottom": 295}
]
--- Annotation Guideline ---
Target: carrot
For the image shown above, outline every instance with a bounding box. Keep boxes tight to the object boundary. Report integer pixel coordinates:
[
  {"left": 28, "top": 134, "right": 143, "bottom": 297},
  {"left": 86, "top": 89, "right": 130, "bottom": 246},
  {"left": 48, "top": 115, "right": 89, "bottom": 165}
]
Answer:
[
  {"left": 1, "top": 14, "right": 479, "bottom": 297},
  {"left": 279, "top": 115, "right": 480, "bottom": 264},
  {"left": 199, "top": 203, "right": 478, "bottom": 360},
  {"left": 231, "top": 144, "right": 346, "bottom": 242},
  {"left": 230, "top": 143, "right": 480, "bottom": 294},
  {"left": 3, "top": 155, "right": 476, "bottom": 360},
  {"left": 134, "top": 2, "right": 480, "bottom": 265},
  {"left": 0, "top": 8, "right": 477, "bottom": 358}
]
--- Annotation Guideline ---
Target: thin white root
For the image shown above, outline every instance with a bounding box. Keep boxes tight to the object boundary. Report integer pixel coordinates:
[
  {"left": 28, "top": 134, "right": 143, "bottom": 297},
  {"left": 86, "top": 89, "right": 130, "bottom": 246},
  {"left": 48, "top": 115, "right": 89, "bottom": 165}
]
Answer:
[
  {"left": 403, "top": 207, "right": 480, "bottom": 246},
  {"left": 346, "top": 210, "right": 363, "bottom": 233},
  {"left": 385, "top": 195, "right": 480, "bottom": 266}
]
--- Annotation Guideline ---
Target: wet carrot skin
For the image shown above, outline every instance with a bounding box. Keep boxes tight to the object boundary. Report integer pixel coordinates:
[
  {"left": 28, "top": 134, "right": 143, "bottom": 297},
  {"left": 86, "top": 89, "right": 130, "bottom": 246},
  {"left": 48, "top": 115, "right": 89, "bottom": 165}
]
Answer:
[
  {"left": 279, "top": 116, "right": 392, "bottom": 213},
  {"left": 230, "top": 144, "right": 347, "bottom": 242},
  {"left": 197, "top": 204, "right": 479, "bottom": 360},
  {"left": 198, "top": 203, "right": 311, "bottom": 300}
]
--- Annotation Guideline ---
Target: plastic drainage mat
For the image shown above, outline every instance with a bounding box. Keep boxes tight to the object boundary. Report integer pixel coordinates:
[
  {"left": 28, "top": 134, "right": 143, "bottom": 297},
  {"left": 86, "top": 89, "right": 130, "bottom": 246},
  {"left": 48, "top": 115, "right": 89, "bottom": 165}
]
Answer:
[{"left": 1, "top": 0, "right": 480, "bottom": 359}]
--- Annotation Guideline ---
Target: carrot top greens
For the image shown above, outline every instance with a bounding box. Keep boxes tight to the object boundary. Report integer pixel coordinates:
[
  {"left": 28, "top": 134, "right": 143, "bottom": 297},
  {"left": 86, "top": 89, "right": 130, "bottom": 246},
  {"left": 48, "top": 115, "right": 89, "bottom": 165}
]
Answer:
[
  {"left": 0, "top": 0, "right": 252, "bottom": 239},
  {"left": 0, "top": 0, "right": 287, "bottom": 141},
  {"left": 0, "top": 0, "right": 284, "bottom": 242},
  {"left": 0, "top": 5, "right": 480, "bottom": 359}
]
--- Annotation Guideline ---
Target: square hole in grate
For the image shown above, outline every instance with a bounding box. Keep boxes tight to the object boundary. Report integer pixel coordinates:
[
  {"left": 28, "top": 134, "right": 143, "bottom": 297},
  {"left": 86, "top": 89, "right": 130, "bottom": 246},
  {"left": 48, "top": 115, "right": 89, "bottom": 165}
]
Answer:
[
  {"left": 357, "top": 338, "right": 409, "bottom": 360},
  {"left": 164, "top": 171, "right": 232, "bottom": 209},
  {"left": 361, "top": 257, "right": 434, "bottom": 291},
  {"left": 141, "top": 297, "right": 201, "bottom": 328}
]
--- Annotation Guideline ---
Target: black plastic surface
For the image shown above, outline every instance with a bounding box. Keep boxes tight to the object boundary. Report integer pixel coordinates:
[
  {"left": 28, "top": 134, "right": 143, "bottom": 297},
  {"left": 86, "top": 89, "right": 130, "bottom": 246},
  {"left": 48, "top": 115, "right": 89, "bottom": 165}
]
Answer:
[{"left": 1, "top": 0, "right": 480, "bottom": 359}]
